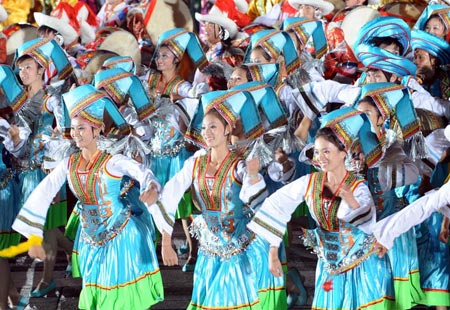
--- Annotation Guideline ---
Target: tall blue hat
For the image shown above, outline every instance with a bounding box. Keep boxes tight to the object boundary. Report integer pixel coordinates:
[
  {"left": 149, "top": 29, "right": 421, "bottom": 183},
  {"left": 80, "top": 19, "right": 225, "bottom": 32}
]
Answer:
[
  {"left": 245, "top": 63, "right": 280, "bottom": 87},
  {"left": 61, "top": 84, "right": 128, "bottom": 133},
  {"left": 411, "top": 29, "right": 450, "bottom": 65},
  {"left": 281, "top": 17, "right": 328, "bottom": 59},
  {"left": 244, "top": 29, "right": 300, "bottom": 75},
  {"left": 414, "top": 4, "right": 450, "bottom": 38},
  {"left": 14, "top": 38, "right": 72, "bottom": 84},
  {"left": 186, "top": 89, "right": 264, "bottom": 148},
  {"left": 102, "top": 56, "right": 136, "bottom": 73},
  {"left": 355, "top": 44, "right": 417, "bottom": 77},
  {"left": 320, "top": 107, "right": 383, "bottom": 167},
  {"left": 354, "top": 16, "right": 411, "bottom": 56},
  {"left": 94, "top": 68, "right": 155, "bottom": 121},
  {"left": 0, "top": 65, "right": 27, "bottom": 112},
  {"left": 151, "top": 28, "right": 208, "bottom": 71},
  {"left": 359, "top": 82, "right": 422, "bottom": 151},
  {"left": 230, "top": 81, "right": 288, "bottom": 130}
]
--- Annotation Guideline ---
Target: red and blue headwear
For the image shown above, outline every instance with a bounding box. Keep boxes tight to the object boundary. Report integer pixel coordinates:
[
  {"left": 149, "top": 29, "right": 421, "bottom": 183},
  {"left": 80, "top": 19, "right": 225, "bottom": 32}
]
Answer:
[
  {"left": 281, "top": 17, "right": 328, "bottom": 59},
  {"left": 151, "top": 28, "right": 208, "bottom": 71},
  {"left": 245, "top": 63, "right": 281, "bottom": 87},
  {"left": 354, "top": 16, "right": 411, "bottom": 57},
  {"left": 244, "top": 29, "right": 301, "bottom": 75},
  {"left": 94, "top": 68, "right": 155, "bottom": 121},
  {"left": 14, "top": 38, "right": 73, "bottom": 85},
  {"left": 186, "top": 89, "right": 264, "bottom": 148},
  {"left": 230, "top": 81, "right": 288, "bottom": 130},
  {"left": 62, "top": 84, "right": 128, "bottom": 132},
  {"left": 320, "top": 107, "right": 383, "bottom": 167},
  {"left": 0, "top": 65, "right": 26, "bottom": 112},
  {"left": 411, "top": 29, "right": 450, "bottom": 65}
]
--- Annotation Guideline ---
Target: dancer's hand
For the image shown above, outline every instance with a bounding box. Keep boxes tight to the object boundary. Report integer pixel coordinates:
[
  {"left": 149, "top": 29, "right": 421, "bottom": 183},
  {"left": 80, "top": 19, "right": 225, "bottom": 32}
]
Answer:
[
  {"left": 140, "top": 183, "right": 159, "bottom": 205},
  {"left": 374, "top": 242, "right": 388, "bottom": 258},
  {"left": 28, "top": 245, "right": 46, "bottom": 260},
  {"left": 269, "top": 246, "right": 283, "bottom": 277},
  {"left": 161, "top": 232, "right": 178, "bottom": 266}
]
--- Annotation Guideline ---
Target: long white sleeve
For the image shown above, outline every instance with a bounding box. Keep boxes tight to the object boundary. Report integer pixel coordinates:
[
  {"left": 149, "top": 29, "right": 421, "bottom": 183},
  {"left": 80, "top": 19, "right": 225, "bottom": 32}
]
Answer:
[
  {"left": 247, "top": 174, "right": 309, "bottom": 246},
  {"left": 372, "top": 182, "right": 450, "bottom": 249},
  {"left": 148, "top": 155, "right": 196, "bottom": 235},
  {"left": 106, "top": 154, "right": 160, "bottom": 193},
  {"left": 12, "top": 158, "right": 69, "bottom": 238}
]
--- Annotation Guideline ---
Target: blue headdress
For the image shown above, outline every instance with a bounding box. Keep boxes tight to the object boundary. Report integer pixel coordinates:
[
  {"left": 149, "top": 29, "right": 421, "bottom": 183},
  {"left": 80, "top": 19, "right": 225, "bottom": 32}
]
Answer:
[
  {"left": 151, "top": 28, "right": 208, "bottom": 71},
  {"left": 230, "top": 81, "right": 288, "bottom": 130},
  {"left": 61, "top": 84, "right": 128, "bottom": 133},
  {"left": 15, "top": 38, "right": 72, "bottom": 85},
  {"left": 414, "top": 4, "right": 450, "bottom": 38},
  {"left": 245, "top": 63, "right": 280, "bottom": 87},
  {"left": 411, "top": 29, "right": 450, "bottom": 65},
  {"left": 0, "top": 65, "right": 27, "bottom": 112},
  {"left": 102, "top": 56, "right": 136, "bottom": 74},
  {"left": 94, "top": 68, "right": 155, "bottom": 121},
  {"left": 185, "top": 89, "right": 264, "bottom": 148},
  {"left": 359, "top": 82, "right": 426, "bottom": 159},
  {"left": 354, "top": 16, "right": 411, "bottom": 56},
  {"left": 244, "top": 29, "right": 300, "bottom": 75},
  {"left": 320, "top": 107, "right": 383, "bottom": 167},
  {"left": 281, "top": 17, "right": 328, "bottom": 59},
  {"left": 355, "top": 44, "right": 417, "bottom": 78}
]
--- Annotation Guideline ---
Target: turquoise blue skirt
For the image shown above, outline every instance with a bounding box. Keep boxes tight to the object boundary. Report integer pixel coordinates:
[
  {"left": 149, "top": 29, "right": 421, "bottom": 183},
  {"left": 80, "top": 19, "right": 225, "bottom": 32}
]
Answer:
[
  {"left": 416, "top": 212, "right": 450, "bottom": 307},
  {"left": 75, "top": 212, "right": 164, "bottom": 309},
  {"left": 188, "top": 236, "right": 286, "bottom": 309}
]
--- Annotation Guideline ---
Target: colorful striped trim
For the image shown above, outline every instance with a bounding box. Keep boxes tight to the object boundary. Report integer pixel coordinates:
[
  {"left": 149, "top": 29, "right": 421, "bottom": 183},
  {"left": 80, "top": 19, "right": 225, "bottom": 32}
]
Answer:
[
  {"left": 196, "top": 152, "right": 239, "bottom": 211},
  {"left": 15, "top": 215, "right": 44, "bottom": 231},
  {"left": 189, "top": 299, "right": 260, "bottom": 309},
  {"left": 84, "top": 269, "right": 160, "bottom": 290},
  {"left": 252, "top": 217, "right": 284, "bottom": 239},
  {"left": 156, "top": 201, "right": 174, "bottom": 228}
]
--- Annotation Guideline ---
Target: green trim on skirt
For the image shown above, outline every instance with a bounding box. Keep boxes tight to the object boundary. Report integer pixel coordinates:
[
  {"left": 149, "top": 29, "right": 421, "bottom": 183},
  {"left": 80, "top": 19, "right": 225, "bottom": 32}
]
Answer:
[{"left": 78, "top": 270, "right": 164, "bottom": 310}]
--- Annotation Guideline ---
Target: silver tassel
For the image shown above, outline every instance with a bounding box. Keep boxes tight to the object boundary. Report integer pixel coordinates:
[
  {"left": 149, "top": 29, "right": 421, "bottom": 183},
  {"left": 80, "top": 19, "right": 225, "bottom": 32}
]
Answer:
[
  {"left": 246, "top": 136, "right": 274, "bottom": 168},
  {"left": 404, "top": 132, "right": 429, "bottom": 161}
]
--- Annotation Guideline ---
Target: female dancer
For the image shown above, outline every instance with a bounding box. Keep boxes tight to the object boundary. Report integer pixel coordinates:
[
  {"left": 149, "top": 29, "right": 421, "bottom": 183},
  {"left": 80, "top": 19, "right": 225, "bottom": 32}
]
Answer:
[
  {"left": 10, "top": 85, "right": 163, "bottom": 310},
  {"left": 150, "top": 90, "right": 287, "bottom": 309},
  {"left": 248, "top": 108, "right": 394, "bottom": 309}
]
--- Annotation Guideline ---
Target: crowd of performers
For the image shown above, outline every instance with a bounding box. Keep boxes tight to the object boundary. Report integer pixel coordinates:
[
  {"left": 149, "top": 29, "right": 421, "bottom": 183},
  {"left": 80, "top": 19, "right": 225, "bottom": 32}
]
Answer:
[{"left": 0, "top": 0, "right": 449, "bottom": 309}]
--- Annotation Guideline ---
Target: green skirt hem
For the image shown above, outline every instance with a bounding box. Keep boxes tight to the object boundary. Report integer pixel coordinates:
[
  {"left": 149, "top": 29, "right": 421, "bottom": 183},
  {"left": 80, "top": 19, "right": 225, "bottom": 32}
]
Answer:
[
  {"left": 78, "top": 271, "right": 164, "bottom": 310},
  {"left": 187, "top": 287, "right": 287, "bottom": 310},
  {"left": 417, "top": 290, "right": 450, "bottom": 307},
  {"left": 392, "top": 271, "right": 424, "bottom": 309}
]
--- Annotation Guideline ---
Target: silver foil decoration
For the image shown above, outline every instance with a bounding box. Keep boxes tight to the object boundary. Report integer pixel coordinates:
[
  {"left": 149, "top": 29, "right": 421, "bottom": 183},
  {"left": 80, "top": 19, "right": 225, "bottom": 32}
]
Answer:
[{"left": 246, "top": 136, "right": 274, "bottom": 168}]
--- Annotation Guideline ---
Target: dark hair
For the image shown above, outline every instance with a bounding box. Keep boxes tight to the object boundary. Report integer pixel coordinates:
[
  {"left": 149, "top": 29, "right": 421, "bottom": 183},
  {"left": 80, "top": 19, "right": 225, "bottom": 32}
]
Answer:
[
  {"left": 237, "top": 65, "right": 253, "bottom": 82},
  {"left": 204, "top": 108, "right": 227, "bottom": 125},
  {"left": 358, "top": 96, "right": 381, "bottom": 116},
  {"left": 16, "top": 54, "right": 43, "bottom": 69},
  {"left": 0, "top": 106, "right": 14, "bottom": 125},
  {"left": 315, "top": 127, "right": 346, "bottom": 152},
  {"left": 37, "top": 25, "right": 58, "bottom": 38},
  {"left": 368, "top": 36, "right": 404, "bottom": 56}
]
